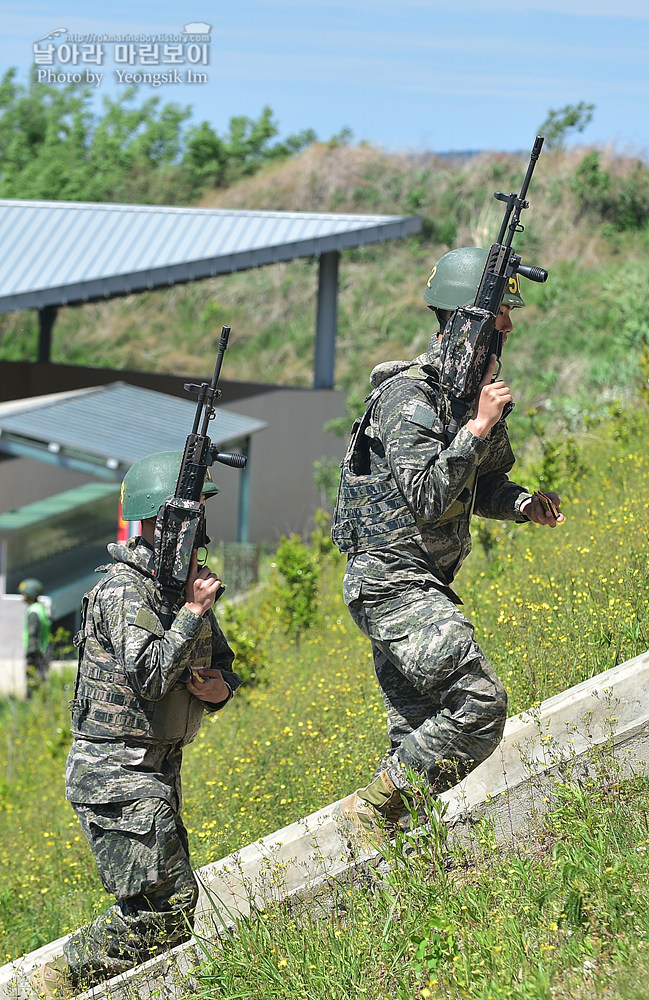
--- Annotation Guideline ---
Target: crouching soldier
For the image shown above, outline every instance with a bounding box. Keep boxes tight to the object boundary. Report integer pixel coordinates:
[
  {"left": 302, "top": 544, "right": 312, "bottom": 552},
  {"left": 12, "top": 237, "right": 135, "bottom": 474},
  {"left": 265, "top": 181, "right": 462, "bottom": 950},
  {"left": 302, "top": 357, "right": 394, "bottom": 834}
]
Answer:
[{"left": 31, "top": 452, "right": 242, "bottom": 998}]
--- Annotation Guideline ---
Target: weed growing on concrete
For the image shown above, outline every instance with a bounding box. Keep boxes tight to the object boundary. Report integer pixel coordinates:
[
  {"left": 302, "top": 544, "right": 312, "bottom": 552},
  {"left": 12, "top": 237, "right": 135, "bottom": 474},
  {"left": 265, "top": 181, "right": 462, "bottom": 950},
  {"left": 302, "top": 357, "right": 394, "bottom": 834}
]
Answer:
[{"left": 189, "top": 771, "right": 649, "bottom": 1000}]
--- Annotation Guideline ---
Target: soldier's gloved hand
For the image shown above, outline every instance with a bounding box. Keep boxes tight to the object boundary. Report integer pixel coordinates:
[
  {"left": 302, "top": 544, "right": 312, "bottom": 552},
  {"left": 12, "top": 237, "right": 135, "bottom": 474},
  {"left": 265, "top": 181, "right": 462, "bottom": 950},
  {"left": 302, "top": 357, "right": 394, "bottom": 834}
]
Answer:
[
  {"left": 466, "top": 354, "right": 513, "bottom": 440},
  {"left": 186, "top": 667, "right": 230, "bottom": 703},
  {"left": 185, "top": 550, "right": 225, "bottom": 617}
]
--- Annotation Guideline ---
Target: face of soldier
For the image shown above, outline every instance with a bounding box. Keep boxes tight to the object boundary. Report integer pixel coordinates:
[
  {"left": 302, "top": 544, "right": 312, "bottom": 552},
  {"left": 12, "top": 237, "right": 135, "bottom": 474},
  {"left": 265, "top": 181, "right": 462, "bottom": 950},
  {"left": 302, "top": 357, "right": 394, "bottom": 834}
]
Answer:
[{"left": 497, "top": 305, "right": 513, "bottom": 343}]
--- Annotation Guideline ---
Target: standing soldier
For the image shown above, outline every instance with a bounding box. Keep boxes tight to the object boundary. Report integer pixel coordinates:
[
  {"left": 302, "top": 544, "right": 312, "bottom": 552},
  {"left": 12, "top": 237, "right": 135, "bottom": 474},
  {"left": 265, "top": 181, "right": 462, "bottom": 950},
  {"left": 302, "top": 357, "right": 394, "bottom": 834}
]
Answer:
[
  {"left": 18, "top": 577, "right": 51, "bottom": 696},
  {"left": 332, "top": 247, "right": 564, "bottom": 844},
  {"left": 30, "top": 451, "right": 242, "bottom": 998}
]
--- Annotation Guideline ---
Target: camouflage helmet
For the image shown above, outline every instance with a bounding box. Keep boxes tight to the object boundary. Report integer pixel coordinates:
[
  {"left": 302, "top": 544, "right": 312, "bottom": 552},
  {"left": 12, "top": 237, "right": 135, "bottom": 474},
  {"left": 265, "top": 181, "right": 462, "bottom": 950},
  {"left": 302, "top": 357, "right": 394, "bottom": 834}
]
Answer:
[
  {"left": 120, "top": 451, "right": 220, "bottom": 521},
  {"left": 19, "top": 578, "right": 43, "bottom": 599},
  {"left": 423, "top": 246, "right": 525, "bottom": 310}
]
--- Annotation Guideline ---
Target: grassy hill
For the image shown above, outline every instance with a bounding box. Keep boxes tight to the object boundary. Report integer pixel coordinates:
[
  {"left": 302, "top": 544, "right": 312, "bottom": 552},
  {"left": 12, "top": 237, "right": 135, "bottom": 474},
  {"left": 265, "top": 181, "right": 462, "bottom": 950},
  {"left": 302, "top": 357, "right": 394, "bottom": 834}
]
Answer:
[
  {"left": 2, "top": 390, "right": 649, "bottom": 994},
  {"left": 1, "top": 140, "right": 649, "bottom": 994},
  {"left": 2, "top": 141, "right": 649, "bottom": 442}
]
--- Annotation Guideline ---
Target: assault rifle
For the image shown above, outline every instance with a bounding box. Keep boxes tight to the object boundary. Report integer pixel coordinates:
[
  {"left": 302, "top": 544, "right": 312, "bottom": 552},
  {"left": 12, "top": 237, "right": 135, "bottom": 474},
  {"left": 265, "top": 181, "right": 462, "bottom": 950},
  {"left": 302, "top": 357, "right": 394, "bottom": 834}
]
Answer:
[
  {"left": 439, "top": 135, "right": 549, "bottom": 423},
  {"left": 152, "top": 325, "right": 247, "bottom": 626}
]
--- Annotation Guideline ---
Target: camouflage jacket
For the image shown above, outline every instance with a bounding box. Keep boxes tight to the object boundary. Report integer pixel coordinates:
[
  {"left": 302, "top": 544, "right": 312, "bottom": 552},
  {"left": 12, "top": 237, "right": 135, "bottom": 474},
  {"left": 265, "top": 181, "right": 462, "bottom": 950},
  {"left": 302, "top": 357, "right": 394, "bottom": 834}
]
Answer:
[
  {"left": 339, "top": 341, "right": 532, "bottom": 609},
  {"left": 66, "top": 537, "right": 241, "bottom": 806}
]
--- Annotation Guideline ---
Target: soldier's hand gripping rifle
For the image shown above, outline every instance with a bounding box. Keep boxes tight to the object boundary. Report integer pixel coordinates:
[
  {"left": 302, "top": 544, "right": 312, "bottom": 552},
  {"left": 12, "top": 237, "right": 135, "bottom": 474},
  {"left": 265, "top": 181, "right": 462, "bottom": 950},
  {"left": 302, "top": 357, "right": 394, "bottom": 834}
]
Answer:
[
  {"left": 439, "top": 136, "right": 549, "bottom": 425},
  {"left": 152, "top": 325, "right": 247, "bottom": 627}
]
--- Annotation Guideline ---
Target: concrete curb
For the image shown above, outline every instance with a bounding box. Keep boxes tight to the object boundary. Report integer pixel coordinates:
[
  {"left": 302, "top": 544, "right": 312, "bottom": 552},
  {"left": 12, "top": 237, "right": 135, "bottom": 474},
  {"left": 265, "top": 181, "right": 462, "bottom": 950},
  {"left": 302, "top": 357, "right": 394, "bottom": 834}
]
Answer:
[{"left": 3, "top": 649, "right": 649, "bottom": 998}]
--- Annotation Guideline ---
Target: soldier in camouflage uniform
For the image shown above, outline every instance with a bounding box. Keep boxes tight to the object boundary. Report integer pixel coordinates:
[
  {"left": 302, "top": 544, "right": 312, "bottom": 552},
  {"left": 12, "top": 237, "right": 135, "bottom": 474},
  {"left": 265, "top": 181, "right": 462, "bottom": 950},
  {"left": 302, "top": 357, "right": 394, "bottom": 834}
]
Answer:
[
  {"left": 30, "top": 452, "right": 241, "bottom": 999},
  {"left": 332, "top": 247, "right": 564, "bottom": 843}
]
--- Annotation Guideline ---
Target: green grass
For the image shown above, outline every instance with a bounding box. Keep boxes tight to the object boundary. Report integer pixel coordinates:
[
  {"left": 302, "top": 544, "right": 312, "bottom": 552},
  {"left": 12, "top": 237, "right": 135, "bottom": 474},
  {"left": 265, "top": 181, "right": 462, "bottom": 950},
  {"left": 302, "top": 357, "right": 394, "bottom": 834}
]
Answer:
[
  {"left": 192, "top": 776, "right": 649, "bottom": 1000},
  {"left": 2, "top": 396, "right": 649, "bottom": 996}
]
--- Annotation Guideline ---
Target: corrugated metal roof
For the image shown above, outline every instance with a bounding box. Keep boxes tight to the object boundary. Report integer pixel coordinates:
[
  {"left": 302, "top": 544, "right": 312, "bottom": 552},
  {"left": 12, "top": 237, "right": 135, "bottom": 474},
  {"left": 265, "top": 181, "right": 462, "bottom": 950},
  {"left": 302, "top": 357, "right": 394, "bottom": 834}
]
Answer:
[
  {"left": 0, "top": 199, "right": 421, "bottom": 313},
  {"left": 0, "top": 381, "right": 266, "bottom": 475}
]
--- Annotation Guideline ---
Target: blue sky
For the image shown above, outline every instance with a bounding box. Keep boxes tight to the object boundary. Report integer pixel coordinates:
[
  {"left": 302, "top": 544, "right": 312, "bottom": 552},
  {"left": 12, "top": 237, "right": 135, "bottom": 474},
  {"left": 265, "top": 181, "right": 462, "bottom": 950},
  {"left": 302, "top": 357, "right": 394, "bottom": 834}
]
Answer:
[{"left": 1, "top": 0, "right": 648, "bottom": 155}]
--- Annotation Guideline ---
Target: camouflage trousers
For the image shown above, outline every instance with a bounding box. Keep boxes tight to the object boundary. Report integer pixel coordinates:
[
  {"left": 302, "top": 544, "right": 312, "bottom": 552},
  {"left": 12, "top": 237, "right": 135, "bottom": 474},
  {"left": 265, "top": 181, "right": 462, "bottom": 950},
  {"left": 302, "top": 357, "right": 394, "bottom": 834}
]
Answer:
[
  {"left": 348, "top": 588, "right": 507, "bottom": 793},
  {"left": 63, "top": 796, "right": 199, "bottom": 989}
]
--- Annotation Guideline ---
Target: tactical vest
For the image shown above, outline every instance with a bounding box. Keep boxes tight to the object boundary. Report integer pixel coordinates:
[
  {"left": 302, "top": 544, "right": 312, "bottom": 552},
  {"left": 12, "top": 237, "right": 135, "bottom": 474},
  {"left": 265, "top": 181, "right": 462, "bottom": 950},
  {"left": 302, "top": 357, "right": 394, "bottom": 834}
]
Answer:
[
  {"left": 332, "top": 364, "right": 476, "bottom": 554},
  {"left": 70, "top": 563, "right": 210, "bottom": 746}
]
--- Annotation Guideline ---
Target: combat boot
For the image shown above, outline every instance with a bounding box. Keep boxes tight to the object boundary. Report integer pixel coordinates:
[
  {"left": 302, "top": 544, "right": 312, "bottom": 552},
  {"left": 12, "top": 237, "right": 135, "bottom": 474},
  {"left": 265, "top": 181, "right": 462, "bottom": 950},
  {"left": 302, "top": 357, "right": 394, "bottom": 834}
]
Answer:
[
  {"left": 29, "top": 955, "right": 74, "bottom": 999},
  {"left": 333, "top": 770, "right": 410, "bottom": 851}
]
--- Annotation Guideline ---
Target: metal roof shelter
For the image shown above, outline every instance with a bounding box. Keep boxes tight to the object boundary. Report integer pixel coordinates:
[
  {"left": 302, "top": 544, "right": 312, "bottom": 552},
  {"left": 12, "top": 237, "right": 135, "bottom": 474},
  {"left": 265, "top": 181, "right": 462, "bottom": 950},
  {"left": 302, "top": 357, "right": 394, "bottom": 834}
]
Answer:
[
  {"left": 0, "top": 199, "right": 421, "bottom": 388},
  {"left": 0, "top": 381, "right": 266, "bottom": 542}
]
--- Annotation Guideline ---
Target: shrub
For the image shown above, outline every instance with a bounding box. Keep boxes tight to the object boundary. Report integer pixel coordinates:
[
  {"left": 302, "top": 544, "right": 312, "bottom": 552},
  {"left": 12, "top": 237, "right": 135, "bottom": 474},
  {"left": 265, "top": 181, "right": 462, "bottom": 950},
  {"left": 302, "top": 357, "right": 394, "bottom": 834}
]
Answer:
[
  {"left": 217, "top": 601, "right": 269, "bottom": 689},
  {"left": 271, "top": 534, "right": 320, "bottom": 639},
  {"left": 572, "top": 152, "right": 649, "bottom": 232}
]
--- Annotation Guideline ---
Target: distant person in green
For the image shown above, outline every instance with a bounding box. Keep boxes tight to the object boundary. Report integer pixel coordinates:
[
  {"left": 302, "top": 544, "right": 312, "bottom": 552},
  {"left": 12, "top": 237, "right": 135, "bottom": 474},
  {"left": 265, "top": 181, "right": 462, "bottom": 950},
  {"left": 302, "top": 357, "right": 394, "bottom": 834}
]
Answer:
[{"left": 18, "top": 577, "right": 51, "bottom": 696}]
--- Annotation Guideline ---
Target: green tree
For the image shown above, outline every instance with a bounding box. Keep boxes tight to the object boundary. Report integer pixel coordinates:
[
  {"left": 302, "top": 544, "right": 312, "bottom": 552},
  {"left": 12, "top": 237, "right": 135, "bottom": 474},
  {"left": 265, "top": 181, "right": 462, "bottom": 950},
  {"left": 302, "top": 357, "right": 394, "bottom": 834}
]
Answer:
[
  {"left": 182, "top": 105, "right": 316, "bottom": 193},
  {"left": 0, "top": 68, "right": 192, "bottom": 202},
  {"left": 571, "top": 150, "right": 649, "bottom": 232},
  {"left": 538, "top": 101, "right": 595, "bottom": 152},
  {"left": 0, "top": 69, "right": 317, "bottom": 204},
  {"left": 571, "top": 150, "right": 610, "bottom": 216}
]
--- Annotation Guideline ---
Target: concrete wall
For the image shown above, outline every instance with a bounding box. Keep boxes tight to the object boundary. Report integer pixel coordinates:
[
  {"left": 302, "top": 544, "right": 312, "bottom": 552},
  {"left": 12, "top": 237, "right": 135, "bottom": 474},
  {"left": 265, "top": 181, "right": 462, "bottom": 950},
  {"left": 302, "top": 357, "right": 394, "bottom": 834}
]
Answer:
[
  {"left": 221, "top": 387, "right": 347, "bottom": 542},
  {"left": 0, "top": 595, "right": 26, "bottom": 699}
]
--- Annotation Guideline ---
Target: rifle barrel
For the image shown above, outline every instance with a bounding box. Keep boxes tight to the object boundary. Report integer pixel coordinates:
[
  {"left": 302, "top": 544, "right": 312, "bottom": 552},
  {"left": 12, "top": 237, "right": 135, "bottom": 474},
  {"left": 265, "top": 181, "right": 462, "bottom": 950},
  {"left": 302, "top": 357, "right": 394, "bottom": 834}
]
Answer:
[
  {"left": 518, "top": 135, "right": 544, "bottom": 205},
  {"left": 199, "top": 326, "right": 231, "bottom": 436},
  {"left": 498, "top": 136, "right": 545, "bottom": 250}
]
